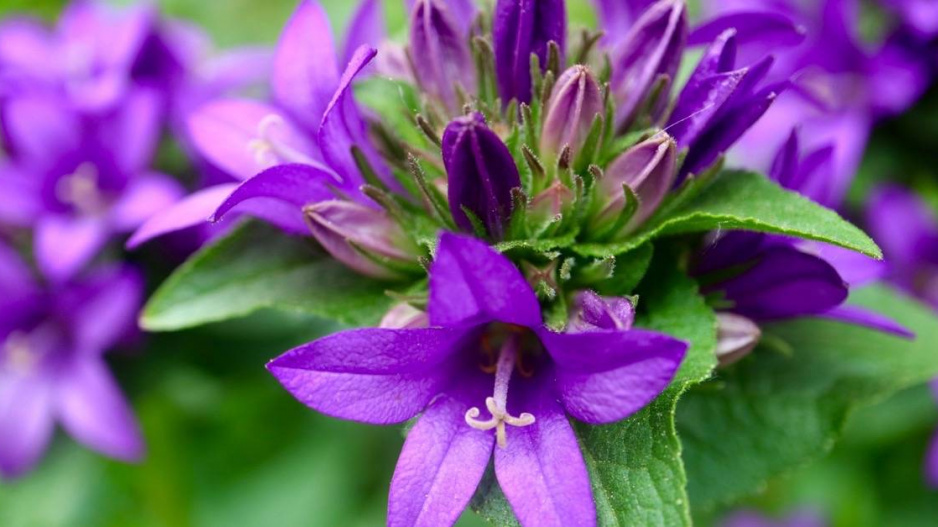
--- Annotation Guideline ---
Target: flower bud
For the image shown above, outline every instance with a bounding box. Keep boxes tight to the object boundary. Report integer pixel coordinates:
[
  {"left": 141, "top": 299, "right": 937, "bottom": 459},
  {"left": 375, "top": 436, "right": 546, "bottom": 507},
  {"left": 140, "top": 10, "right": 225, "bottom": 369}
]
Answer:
[
  {"left": 442, "top": 112, "right": 521, "bottom": 238},
  {"left": 528, "top": 180, "right": 574, "bottom": 228},
  {"left": 569, "top": 290, "right": 635, "bottom": 332},
  {"left": 541, "top": 65, "right": 603, "bottom": 157},
  {"left": 380, "top": 303, "right": 429, "bottom": 329},
  {"left": 409, "top": 0, "right": 474, "bottom": 112},
  {"left": 592, "top": 133, "right": 678, "bottom": 237},
  {"left": 305, "top": 200, "right": 421, "bottom": 280},
  {"left": 493, "top": 0, "right": 566, "bottom": 104},
  {"left": 610, "top": 0, "right": 686, "bottom": 129},
  {"left": 715, "top": 312, "right": 761, "bottom": 366}
]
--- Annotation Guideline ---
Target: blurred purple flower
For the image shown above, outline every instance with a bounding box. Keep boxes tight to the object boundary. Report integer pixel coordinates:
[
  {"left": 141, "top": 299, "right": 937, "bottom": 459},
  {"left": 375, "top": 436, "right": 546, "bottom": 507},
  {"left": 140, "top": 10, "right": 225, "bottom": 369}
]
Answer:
[
  {"left": 268, "top": 232, "right": 687, "bottom": 526},
  {"left": 929, "top": 379, "right": 938, "bottom": 487},
  {"left": 0, "top": 91, "right": 181, "bottom": 281},
  {"left": 0, "top": 242, "right": 144, "bottom": 479},
  {"left": 722, "top": 509, "right": 827, "bottom": 527},
  {"left": 409, "top": 0, "right": 475, "bottom": 113},
  {"left": 130, "top": 0, "right": 390, "bottom": 248}
]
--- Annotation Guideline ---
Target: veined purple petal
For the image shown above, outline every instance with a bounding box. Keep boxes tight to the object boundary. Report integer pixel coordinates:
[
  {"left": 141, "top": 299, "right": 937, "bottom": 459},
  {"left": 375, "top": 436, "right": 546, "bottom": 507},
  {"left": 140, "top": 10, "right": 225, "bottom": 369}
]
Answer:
[
  {"left": 429, "top": 233, "right": 541, "bottom": 328},
  {"left": 127, "top": 183, "right": 237, "bottom": 249},
  {"left": 212, "top": 164, "right": 337, "bottom": 226},
  {"left": 493, "top": 0, "right": 566, "bottom": 105},
  {"left": 610, "top": 0, "right": 686, "bottom": 129},
  {"left": 819, "top": 305, "right": 914, "bottom": 339},
  {"left": 71, "top": 266, "right": 143, "bottom": 354},
  {"left": 267, "top": 327, "right": 467, "bottom": 424},
  {"left": 388, "top": 383, "right": 495, "bottom": 527},
  {"left": 442, "top": 113, "right": 521, "bottom": 237},
  {"left": 272, "top": 0, "right": 339, "bottom": 131},
  {"left": 109, "top": 172, "right": 185, "bottom": 232},
  {"left": 187, "top": 98, "right": 317, "bottom": 181},
  {"left": 712, "top": 246, "right": 848, "bottom": 321},
  {"left": 405, "top": 0, "right": 478, "bottom": 33},
  {"left": 409, "top": 0, "right": 475, "bottom": 112},
  {"left": 0, "top": 371, "right": 54, "bottom": 479},
  {"left": 35, "top": 215, "right": 109, "bottom": 283},
  {"left": 56, "top": 358, "right": 144, "bottom": 462},
  {"left": 541, "top": 65, "right": 603, "bottom": 156},
  {"left": 537, "top": 328, "right": 686, "bottom": 423},
  {"left": 342, "top": 0, "right": 386, "bottom": 68},
  {"left": 494, "top": 378, "right": 595, "bottom": 527},
  {"left": 689, "top": 11, "right": 806, "bottom": 49},
  {"left": 319, "top": 46, "right": 393, "bottom": 191}
]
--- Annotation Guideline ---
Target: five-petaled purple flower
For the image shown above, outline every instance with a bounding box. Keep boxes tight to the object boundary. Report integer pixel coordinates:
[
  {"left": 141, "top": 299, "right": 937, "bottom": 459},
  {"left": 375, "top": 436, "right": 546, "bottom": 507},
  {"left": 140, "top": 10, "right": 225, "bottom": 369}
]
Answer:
[
  {"left": 268, "top": 233, "right": 687, "bottom": 526},
  {"left": 0, "top": 242, "right": 144, "bottom": 479}
]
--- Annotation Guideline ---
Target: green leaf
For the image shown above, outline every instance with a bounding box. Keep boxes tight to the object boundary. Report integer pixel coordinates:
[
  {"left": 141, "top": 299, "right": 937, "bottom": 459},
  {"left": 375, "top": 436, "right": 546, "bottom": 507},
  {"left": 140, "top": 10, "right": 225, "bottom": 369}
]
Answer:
[
  {"left": 574, "top": 170, "right": 882, "bottom": 259},
  {"left": 141, "top": 222, "right": 399, "bottom": 331},
  {"left": 471, "top": 254, "right": 717, "bottom": 526},
  {"left": 677, "top": 285, "right": 938, "bottom": 513}
]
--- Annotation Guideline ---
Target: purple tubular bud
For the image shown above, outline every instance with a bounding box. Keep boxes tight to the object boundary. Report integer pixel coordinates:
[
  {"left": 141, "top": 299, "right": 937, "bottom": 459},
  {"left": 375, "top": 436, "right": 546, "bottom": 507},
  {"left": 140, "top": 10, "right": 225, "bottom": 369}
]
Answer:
[
  {"left": 610, "top": 0, "right": 686, "bottom": 130},
  {"left": 442, "top": 113, "right": 522, "bottom": 238},
  {"left": 380, "top": 303, "right": 430, "bottom": 329},
  {"left": 409, "top": 0, "right": 475, "bottom": 112},
  {"left": 715, "top": 313, "right": 761, "bottom": 366},
  {"left": 305, "top": 199, "right": 421, "bottom": 280},
  {"left": 593, "top": 133, "right": 678, "bottom": 235},
  {"left": 493, "top": 0, "right": 566, "bottom": 105},
  {"left": 541, "top": 65, "right": 604, "bottom": 156},
  {"left": 569, "top": 290, "right": 635, "bottom": 332}
]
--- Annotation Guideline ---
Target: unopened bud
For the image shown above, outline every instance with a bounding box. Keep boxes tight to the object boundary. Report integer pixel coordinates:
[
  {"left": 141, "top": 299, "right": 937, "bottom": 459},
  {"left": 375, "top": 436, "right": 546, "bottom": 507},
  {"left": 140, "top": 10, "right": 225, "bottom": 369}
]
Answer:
[
  {"left": 493, "top": 0, "right": 566, "bottom": 104},
  {"left": 380, "top": 303, "right": 430, "bottom": 329},
  {"left": 409, "top": 0, "right": 475, "bottom": 112},
  {"left": 541, "top": 65, "right": 603, "bottom": 157},
  {"left": 569, "top": 290, "right": 635, "bottom": 332},
  {"left": 715, "top": 313, "right": 761, "bottom": 366}
]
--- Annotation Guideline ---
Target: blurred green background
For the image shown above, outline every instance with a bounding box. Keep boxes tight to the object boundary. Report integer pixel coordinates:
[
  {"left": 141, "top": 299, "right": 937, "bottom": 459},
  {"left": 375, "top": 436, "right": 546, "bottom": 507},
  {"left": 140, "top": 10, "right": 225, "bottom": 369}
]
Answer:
[{"left": 0, "top": 1, "right": 936, "bottom": 526}]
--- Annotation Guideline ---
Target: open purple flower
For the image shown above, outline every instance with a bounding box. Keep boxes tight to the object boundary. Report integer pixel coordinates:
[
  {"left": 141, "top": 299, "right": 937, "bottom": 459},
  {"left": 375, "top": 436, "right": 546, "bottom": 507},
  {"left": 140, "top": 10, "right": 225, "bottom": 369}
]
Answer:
[
  {"left": 129, "top": 0, "right": 390, "bottom": 248},
  {"left": 0, "top": 242, "right": 145, "bottom": 479},
  {"left": 268, "top": 232, "right": 687, "bottom": 526},
  {"left": 0, "top": 91, "right": 181, "bottom": 281}
]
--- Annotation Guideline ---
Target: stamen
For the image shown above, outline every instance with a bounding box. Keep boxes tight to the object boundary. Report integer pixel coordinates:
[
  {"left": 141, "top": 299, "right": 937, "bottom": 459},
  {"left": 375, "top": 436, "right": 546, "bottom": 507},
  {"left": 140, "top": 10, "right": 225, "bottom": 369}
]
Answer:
[
  {"left": 2, "top": 331, "right": 38, "bottom": 374},
  {"left": 55, "top": 162, "right": 105, "bottom": 215},
  {"left": 247, "top": 114, "right": 317, "bottom": 168},
  {"left": 465, "top": 336, "right": 536, "bottom": 448}
]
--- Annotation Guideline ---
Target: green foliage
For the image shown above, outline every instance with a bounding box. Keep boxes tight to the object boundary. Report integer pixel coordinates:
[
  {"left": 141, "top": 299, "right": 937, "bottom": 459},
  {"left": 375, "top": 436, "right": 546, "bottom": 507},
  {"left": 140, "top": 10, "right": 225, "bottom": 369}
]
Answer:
[
  {"left": 678, "top": 286, "right": 938, "bottom": 514},
  {"left": 574, "top": 170, "right": 882, "bottom": 259},
  {"left": 142, "top": 222, "right": 401, "bottom": 331}
]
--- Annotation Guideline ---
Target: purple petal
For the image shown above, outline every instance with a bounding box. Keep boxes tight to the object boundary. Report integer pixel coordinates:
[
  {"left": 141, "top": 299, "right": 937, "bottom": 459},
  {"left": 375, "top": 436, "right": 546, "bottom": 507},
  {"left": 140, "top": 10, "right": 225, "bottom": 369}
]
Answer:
[
  {"left": 0, "top": 371, "right": 54, "bottom": 479},
  {"left": 713, "top": 246, "right": 848, "bottom": 321},
  {"left": 819, "top": 305, "right": 915, "bottom": 339},
  {"left": 0, "top": 18, "right": 56, "bottom": 76},
  {"left": 98, "top": 88, "right": 163, "bottom": 174},
  {"left": 35, "top": 216, "right": 110, "bottom": 283},
  {"left": 342, "top": 0, "right": 386, "bottom": 68},
  {"left": 109, "top": 172, "right": 185, "bottom": 232},
  {"left": 187, "top": 98, "right": 317, "bottom": 181},
  {"left": 494, "top": 378, "right": 596, "bottom": 527},
  {"left": 0, "top": 241, "right": 35, "bottom": 296},
  {"left": 2, "top": 94, "right": 79, "bottom": 162},
  {"left": 689, "top": 11, "right": 806, "bottom": 49},
  {"left": 799, "top": 241, "right": 884, "bottom": 287},
  {"left": 409, "top": 0, "right": 475, "bottom": 112},
  {"left": 212, "top": 164, "right": 337, "bottom": 230},
  {"left": 591, "top": 0, "right": 656, "bottom": 44},
  {"left": 928, "top": 429, "right": 938, "bottom": 488},
  {"left": 867, "top": 185, "right": 938, "bottom": 269},
  {"left": 538, "top": 328, "right": 686, "bottom": 423},
  {"left": 319, "top": 45, "right": 392, "bottom": 191},
  {"left": 56, "top": 358, "right": 145, "bottom": 462},
  {"left": 272, "top": 0, "right": 339, "bottom": 131},
  {"left": 127, "top": 183, "right": 237, "bottom": 249},
  {"left": 388, "top": 383, "right": 495, "bottom": 527},
  {"left": 493, "top": 0, "right": 567, "bottom": 105},
  {"left": 71, "top": 266, "right": 144, "bottom": 354},
  {"left": 267, "top": 327, "right": 468, "bottom": 424},
  {"left": 428, "top": 233, "right": 542, "bottom": 328},
  {"left": 0, "top": 165, "right": 41, "bottom": 227},
  {"left": 568, "top": 291, "right": 635, "bottom": 332}
]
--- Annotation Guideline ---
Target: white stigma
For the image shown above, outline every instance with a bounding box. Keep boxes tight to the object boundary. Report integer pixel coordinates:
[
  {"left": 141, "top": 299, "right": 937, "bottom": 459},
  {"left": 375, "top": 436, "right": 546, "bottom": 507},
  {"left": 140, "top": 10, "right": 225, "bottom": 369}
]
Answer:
[
  {"left": 465, "top": 337, "right": 536, "bottom": 448},
  {"left": 55, "top": 162, "right": 105, "bottom": 215},
  {"left": 247, "top": 114, "right": 316, "bottom": 168}
]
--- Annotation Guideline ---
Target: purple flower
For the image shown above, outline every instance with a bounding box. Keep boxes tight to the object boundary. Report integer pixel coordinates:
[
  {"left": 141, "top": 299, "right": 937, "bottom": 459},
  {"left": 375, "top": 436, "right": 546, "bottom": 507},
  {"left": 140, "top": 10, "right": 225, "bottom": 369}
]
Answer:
[
  {"left": 610, "top": 0, "right": 686, "bottom": 130},
  {"left": 443, "top": 112, "right": 522, "bottom": 238},
  {"left": 129, "top": 0, "right": 391, "bottom": 248},
  {"left": 667, "top": 28, "right": 780, "bottom": 179},
  {"left": 493, "top": 0, "right": 566, "bottom": 105},
  {"left": 722, "top": 508, "right": 827, "bottom": 527},
  {"left": 929, "top": 379, "right": 938, "bottom": 487},
  {"left": 568, "top": 290, "right": 635, "bottom": 332},
  {"left": 268, "top": 233, "right": 687, "bottom": 526},
  {"left": 0, "top": 91, "right": 181, "bottom": 281},
  {"left": 866, "top": 185, "right": 938, "bottom": 311},
  {"left": 0, "top": 242, "right": 145, "bottom": 479},
  {"left": 409, "top": 0, "right": 475, "bottom": 113},
  {"left": 541, "top": 65, "right": 603, "bottom": 157},
  {"left": 590, "top": 0, "right": 658, "bottom": 46}
]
